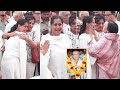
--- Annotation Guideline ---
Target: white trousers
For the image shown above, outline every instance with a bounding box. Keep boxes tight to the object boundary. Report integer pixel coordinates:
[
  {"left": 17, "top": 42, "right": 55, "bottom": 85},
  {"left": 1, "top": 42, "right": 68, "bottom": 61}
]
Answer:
[
  {"left": 26, "top": 62, "right": 36, "bottom": 79},
  {"left": 1, "top": 55, "right": 20, "bottom": 79}
]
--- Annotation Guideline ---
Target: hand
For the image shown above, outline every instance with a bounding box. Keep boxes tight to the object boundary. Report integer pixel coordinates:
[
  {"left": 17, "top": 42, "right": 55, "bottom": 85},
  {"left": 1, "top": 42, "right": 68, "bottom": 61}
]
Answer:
[
  {"left": 18, "top": 34, "right": 28, "bottom": 40},
  {"left": 40, "top": 40, "right": 49, "bottom": 55},
  {"left": 11, "top": 32, "right": 18, "bottom": 37}
]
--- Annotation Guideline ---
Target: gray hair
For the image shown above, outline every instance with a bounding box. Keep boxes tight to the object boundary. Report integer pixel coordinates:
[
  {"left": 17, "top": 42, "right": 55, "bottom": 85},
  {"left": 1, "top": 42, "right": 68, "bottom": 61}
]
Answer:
[
  {"left": 72, "top": 50, "right": 80, "bottom": 55},
  {"left": 13, "top": 11, "right": 24, "bottom": 18}
]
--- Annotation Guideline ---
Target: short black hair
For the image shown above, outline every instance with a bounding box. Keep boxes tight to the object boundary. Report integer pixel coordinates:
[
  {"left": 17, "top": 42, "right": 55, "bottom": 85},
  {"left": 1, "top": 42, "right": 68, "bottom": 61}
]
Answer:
[
  {"left": 107, "top": 21, "right": 118, "bottom": 33},
  {"left": 25, "top": 15, "right": 36, "bottom": 22},
  {"left": 95, "top": 14, "right": 105, "bottom": 24},
  {"left": 50, "top": 15, "right": 63, "bottom": 25},
  {"left": 69, "top": 13, "right": 76, "bottom": 26},
  {"left": 41, "top": 11, "right": 50, "bottom": 14}
]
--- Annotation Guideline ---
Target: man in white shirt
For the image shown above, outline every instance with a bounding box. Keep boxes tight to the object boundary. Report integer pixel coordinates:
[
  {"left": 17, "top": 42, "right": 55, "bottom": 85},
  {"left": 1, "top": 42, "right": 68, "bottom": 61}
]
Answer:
[
  {"left": 59, "top": 11, "right": 71, "bottom": 34},
  {"left": 4, "top": 11, "right": 24, "bottom": 33},
  {"left": 104, "top": 11, "right": 120, "bottom": 35},
  {"left": 78, "top": 11, "right": 89, "bottom": 25}
]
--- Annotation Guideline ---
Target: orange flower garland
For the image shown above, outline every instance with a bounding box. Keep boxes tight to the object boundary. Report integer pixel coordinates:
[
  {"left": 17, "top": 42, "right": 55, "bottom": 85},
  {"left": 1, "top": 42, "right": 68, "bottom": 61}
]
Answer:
[{"left": 66, "top": 54, "right": 87, "bottom": 78}]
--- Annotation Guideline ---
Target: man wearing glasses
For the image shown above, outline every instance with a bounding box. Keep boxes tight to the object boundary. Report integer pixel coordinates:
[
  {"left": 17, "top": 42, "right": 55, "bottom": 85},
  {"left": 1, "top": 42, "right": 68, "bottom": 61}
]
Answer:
[
  {"left": 104, "top": 11, "right": 120, "bottom": 35},
  {"left": 0, "top": 11, "right": 8, "bottom": 32}
]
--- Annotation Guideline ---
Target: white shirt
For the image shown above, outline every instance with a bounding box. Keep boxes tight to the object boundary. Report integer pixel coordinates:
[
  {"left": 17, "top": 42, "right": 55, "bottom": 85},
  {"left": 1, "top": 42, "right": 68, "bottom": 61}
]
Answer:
[
  {"left": 0, "top": 30, "right": 4, "bottom": 61},
  {"left": 40, "top": 33, "right": 72, "bottom": 79},
  {"left": 62, "top": 23, "right": 71, "bottom": 34},
  {"left": 115, "top": 20, "right": 120, "bottom": 35},
  {"left": 32, "top": 23, "right": 40, "bottom": 42},
  {"left": 4, "top": 18, "right": 17, "bottom": 33},
  {"left": 0, "top": 30, "right": 4, "bottom": 48},
  {"left": 95, "top": 30, "right": 105, "bottom": 39}
]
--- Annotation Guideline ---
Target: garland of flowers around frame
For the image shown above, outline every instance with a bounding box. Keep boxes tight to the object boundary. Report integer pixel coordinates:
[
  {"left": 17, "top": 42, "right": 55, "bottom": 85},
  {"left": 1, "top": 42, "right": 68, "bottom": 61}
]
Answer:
[{"left": 66, "top": 54, "right": 87, "bottom": 79}]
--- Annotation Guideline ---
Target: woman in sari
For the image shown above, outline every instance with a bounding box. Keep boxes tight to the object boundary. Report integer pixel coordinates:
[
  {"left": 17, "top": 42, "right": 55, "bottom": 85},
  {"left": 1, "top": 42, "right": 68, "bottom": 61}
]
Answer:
[{"left": 88, "top": 21, "right": 120, "bottom": 79}]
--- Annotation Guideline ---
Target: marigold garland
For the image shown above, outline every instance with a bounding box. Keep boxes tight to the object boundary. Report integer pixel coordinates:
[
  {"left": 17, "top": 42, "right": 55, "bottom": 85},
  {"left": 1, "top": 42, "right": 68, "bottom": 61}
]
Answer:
[{"left": 66, "top": 54, "right": 87, "bottom": 78}]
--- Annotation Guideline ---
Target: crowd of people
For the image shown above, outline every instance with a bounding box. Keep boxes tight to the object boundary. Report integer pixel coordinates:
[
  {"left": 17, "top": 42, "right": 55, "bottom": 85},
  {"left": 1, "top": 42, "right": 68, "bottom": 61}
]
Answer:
[{"left": 0, "top": 11, "right": 120, "bottom": 79}]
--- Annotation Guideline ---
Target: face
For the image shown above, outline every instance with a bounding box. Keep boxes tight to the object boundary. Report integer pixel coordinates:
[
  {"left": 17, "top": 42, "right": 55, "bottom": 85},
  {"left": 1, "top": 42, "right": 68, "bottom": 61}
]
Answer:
[
  {"left": 72, "top": 51, "right": 80, "bottom": 60},
  {"left": 33, "top": 11, "right": 41, "bottom": 23},
  {"left": 51, "top": 18, "right": 63, "bottom": 36},
  {"left": 27, "top": 19, "right": 35, "bottom": 32},
  {"left": 18, "top": 12, "right": 24, "bottom": 20},
  {"left": 104, "top": 11, "right": 113, "bottom": 21},
  {"left": 63, "top": 11, "right": 70, "bottom": 24},
  {"left": 18, "top": 22, "right": 28, "bottom": 32},
  {"left": 88, "top": 18, "right": 96, "bottom": 32},
  {"left": 41, "top": 12, "right": 50, "bottom": 21},
  {"left": 0, "top": 14, "right": 6, "bottom": 20},
  {"left": 96, "top": 19, "right": 105, "bottom": 32},
  {"left": 71, "top": 19, "right": 80, "bottom": 34}
]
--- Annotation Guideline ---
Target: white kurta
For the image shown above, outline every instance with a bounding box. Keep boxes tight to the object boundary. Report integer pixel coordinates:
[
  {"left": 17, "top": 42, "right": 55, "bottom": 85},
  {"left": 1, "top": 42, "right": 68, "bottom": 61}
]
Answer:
[
  {"left": 40, "top": 33, "right": 72, "bottom": 79},
  {"left": 0, "top": 30, "right": 4, "bottom": 69},
  {"left": 79, "top": 33, "right": 97, "bottom": 79},
  {"left": 1, "top": 32, "right": 27, "bottom": 79},
  {"left": 62, "top": 23, "right": 71, "bottom": 34},
  {"left": 4, "top": 18, "right": 17, "bottom": 33}
]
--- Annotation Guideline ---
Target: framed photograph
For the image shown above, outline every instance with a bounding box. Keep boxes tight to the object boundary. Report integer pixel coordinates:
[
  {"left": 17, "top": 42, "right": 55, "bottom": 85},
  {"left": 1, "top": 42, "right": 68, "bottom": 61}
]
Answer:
[{"left": 66, "top": 48, "right": 87, "bottom": 79}]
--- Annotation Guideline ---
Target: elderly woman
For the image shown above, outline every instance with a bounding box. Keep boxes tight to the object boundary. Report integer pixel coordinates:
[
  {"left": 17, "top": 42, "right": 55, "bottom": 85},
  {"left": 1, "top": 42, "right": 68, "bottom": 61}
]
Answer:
[
  {"left": 40, "top": 15, "right": 72, "bottom": 79},
  {"left": 88, "top": 21, "right": 120, "bottom": 79}
]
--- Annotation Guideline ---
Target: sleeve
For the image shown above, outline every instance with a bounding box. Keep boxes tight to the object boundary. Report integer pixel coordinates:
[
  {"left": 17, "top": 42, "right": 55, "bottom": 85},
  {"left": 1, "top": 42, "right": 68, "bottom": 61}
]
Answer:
[
  {"left": 88, "top": 38, "right": 106, "bottom": 58},
  {"left": 40, "top": 51, "right": 54, "bottom": 79},
  {"left": 79, "top": 34, "right": 89, "bottom": 48},
  {"left": 4, "top": 24, "right": 11, "bottom": 33},
  {"left": 0, "top": 31, "right": 4, "bottom": 48}
]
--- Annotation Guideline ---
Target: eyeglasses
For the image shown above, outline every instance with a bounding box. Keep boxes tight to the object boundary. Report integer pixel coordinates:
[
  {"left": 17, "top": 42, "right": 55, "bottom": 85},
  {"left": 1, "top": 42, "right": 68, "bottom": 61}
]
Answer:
[{"left": 104, "top": 14, "right": 113, "bottom": 16}]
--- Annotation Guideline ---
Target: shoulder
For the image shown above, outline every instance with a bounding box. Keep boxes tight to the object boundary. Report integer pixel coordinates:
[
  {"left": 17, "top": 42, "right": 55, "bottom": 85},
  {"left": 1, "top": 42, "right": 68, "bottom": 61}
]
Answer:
[
  {"left": 79, "top": 33, "right": 88, "bottom": 40},
  {"left": 61, "top": 34, "right": 71, "bottom": 41}
]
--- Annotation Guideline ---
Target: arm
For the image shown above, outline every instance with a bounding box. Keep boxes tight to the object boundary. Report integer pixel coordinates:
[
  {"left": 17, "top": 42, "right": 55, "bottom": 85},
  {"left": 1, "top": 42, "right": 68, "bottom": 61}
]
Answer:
[
  {"left": 40, "top": 40, "right": 54, "bottom": 79},
  {"left": 88, "top": 38, "right": 106, "bottom": 58},
  {"left": 2, "top": 32, "right": 18, "bottom": 39},
  {"left": 19, "top": 34, "right": 38, "bottom": 48}
]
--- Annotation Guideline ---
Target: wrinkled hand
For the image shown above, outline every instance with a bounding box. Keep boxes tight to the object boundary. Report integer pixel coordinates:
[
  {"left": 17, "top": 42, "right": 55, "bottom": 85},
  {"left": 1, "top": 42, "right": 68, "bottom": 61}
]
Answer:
[{"left": 40, "top": 40, "right": 49, "bottom": 55}]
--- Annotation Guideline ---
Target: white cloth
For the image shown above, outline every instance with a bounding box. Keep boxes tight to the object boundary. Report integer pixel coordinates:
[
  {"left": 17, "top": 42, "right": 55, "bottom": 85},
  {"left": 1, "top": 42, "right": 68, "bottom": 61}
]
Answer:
[
  {"left": 4, "top": 18, "right": 17, "bottom": 33},
  {"left": 40, "top": 33, "right": 72, "bottom": 79},
  {"left": 79, "top": 33, "right": 97, "bottom": 79},
  {"left": 40, "top": 52, "right": 53, "bottom": 79},
  {"left": 0, "top": 30, "right": 4, "bottom": 69},
  {"left": 115, "top": 20, "right": 120, "bottom": 35},
  {"left": 0, "top": 30, "right": 4, "bottom": 60},
  {"left": 62, "top": 23, "right": 71, "bottom": 34},
  {"left": 1, "top": 32, "right": 27, "bottom": 79},
  {"left": 95, "top": 30, "right": 105, "bottom": 39}
]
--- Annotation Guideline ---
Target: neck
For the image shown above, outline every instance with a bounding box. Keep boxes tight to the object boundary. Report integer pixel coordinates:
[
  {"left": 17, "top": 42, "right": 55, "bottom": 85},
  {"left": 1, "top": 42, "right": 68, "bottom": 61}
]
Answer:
[
  {"left": 36, "top": 20, "right": 40, "bottom": 24},
  {"left": 85, "top": 28, "right": 93, "bottom": 35},
  {"left": 71, "top": 30, "right": 79, "bottom": 35}
]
